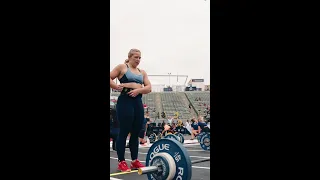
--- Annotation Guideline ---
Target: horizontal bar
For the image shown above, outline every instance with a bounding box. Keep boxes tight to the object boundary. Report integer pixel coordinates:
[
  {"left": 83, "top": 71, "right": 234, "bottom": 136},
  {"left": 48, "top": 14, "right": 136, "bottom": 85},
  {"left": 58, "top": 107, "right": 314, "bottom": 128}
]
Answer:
[
  {"left": 110, "top": 170, "right": 138, "bottom": 177},
  {"left": 138, "top": 166, "right": 159, "bottom": 175}
]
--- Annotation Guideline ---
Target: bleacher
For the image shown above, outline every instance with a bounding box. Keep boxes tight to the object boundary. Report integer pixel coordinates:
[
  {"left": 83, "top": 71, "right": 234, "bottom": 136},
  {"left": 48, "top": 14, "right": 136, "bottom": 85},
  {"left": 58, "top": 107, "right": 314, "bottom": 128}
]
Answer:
[
  {"left": 142, "top": 93, "right": 158, "bottom": 118},
  {"left": 160, "top": 92, "right": 192, "bottom": 120},
  {"left": 185, "top": 92, "right": 210, "bottom": 117},
  {"left": 110, "top": 91, "right": 209, "bottom": 120}
]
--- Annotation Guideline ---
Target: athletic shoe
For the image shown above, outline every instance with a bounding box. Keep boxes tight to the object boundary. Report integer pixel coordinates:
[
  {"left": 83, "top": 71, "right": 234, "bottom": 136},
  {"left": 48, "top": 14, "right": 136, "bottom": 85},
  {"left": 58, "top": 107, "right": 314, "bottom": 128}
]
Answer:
[
  {"left": 117, "top": 161, "right": 131, "bottom": 172},
  {"left": 130, "top": 159, "right": 145, "bottom": 169}
]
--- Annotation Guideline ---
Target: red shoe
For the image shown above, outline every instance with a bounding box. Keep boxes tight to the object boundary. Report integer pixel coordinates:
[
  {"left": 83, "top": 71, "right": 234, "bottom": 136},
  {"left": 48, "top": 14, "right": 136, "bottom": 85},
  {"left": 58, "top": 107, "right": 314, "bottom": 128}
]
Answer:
[
  {"left": 117, "top": 161, "right": 131, "bottom": 172},
  {"left": 130, "top": 159, "right": 145, "bottom": 169}
]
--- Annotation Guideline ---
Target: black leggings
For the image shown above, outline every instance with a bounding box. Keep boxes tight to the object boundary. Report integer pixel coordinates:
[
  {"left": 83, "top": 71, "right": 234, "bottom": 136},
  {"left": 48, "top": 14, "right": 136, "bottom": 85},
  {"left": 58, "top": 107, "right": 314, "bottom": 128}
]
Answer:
[{"left": 116, "top": 95, "right": 144, "bottom": 161}]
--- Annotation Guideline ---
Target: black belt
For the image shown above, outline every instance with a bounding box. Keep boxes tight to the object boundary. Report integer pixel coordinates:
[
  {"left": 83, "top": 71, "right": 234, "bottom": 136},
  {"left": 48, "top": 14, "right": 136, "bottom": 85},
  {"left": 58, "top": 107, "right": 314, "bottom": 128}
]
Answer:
[{"left": 120, "top": 88, "right": 134, "bottom": 95}]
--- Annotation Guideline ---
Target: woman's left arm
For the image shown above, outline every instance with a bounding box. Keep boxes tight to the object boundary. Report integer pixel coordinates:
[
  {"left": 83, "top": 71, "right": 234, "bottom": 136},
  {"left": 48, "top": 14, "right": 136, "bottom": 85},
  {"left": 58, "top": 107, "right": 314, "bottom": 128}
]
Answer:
[{"left": 138, "top": 70, "right": 152, "bottom": 94}]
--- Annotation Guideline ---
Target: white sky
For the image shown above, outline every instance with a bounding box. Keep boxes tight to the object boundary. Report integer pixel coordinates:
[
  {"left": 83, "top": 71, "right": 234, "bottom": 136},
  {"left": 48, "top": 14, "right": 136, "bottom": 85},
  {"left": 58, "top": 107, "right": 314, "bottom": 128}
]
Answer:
[{"left": 110, "top": 0, "right": 210, "bottom": 85}]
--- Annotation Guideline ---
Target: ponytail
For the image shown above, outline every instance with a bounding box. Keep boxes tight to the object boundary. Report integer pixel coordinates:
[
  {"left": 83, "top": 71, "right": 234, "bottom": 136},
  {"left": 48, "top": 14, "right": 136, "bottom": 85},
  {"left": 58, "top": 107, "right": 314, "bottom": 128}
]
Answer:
[{"left": 124, "top": 59, "right": 129, "bottom": 63}]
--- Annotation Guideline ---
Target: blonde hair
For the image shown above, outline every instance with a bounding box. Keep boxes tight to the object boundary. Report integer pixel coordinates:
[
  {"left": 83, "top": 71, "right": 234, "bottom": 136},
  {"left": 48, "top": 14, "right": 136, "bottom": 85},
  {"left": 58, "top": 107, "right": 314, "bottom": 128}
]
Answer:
[{"left": 124, "top": 48, "right": 141, "bottom": 63}]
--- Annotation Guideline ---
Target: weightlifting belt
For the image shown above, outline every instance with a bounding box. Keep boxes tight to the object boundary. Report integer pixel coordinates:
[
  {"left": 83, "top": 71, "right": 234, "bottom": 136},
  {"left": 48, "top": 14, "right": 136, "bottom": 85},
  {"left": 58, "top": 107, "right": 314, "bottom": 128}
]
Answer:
[{"left": 120, "top": 87, "right": 134, "bottom": 95}]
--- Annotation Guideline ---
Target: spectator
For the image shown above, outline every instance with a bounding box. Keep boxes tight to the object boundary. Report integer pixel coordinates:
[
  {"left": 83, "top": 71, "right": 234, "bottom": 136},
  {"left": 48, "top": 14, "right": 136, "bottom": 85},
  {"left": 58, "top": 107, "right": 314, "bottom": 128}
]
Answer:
[
  {"left": 145, "top": 112, "right": 150, "bottom": 122},
  {"left": 172, "top": 123, "right": 176, "bottom": 131},
  {"left": 167, "top": 116, "right": 173, "bottom": 125},
  {"left": 146, "top": 116, "right": 153, "bottom": 137},
  {"left": 161, "top": 124, "right": 174, "bottom": 136},
  {"left": 174, "top": 111, "right": 179, "bottom": 119},
  {"left": 190, "top": 118, "right": 200, "bottom": 140},
  {"left": 198, "top": 116, "right": 209, "bottom": 133},
  {"left": 139, "top": 117, "right": 148, "bottom": 145},
  {"left": 161, "top": 120, "right": 166, "bottom": 127},
  {"left": 161, "top": 111, "right": 166, "bottom": 118},
  {"left": 185, "top": 120, "right": 190, "bottom": 127},
  {"left": 177, "top": 119, "right": 183, "bottom": 127},
  {"left": 173, "top": 119, "right": 177, "bottom": 125},
  {"left": 185, "top": 119, "right": 192, "bottom": 135},
  {"left": 110, "top": 107, "right": 119, "bottom": 151}
]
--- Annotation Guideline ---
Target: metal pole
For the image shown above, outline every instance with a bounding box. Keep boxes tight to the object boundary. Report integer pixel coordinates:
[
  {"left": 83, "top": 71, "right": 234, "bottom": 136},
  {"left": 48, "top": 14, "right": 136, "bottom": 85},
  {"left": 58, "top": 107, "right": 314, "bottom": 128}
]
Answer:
[
  {"left": 176, "top": 73, "right": 178, "bottom": 92},
  {"left": 169, "top": 73, "right": 171, "bottom": 87}
]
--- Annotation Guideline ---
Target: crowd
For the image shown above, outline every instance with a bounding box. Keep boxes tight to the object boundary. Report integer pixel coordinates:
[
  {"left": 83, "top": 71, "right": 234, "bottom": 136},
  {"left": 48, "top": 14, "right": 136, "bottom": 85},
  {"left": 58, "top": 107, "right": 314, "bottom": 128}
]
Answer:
[
  {"left": 110, "top": 94, "right": 211, "bottom": 150},
  {"left": 111, "top": 105, "right": 211, "bottom": 150}
]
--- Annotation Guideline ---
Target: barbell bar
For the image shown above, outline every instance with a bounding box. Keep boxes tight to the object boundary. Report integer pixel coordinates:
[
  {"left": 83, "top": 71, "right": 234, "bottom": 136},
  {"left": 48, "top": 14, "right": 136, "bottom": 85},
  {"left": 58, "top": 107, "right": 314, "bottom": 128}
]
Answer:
[{"left": 110, "top": 135, "right": 210, "bottom": 179}]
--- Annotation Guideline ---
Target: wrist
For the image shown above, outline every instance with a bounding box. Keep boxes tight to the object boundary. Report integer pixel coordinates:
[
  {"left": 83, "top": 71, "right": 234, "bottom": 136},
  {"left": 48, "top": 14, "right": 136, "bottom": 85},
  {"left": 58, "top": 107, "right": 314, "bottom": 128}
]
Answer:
[{"left": 136, "top": 88, "right": 143, "bottom": 94}]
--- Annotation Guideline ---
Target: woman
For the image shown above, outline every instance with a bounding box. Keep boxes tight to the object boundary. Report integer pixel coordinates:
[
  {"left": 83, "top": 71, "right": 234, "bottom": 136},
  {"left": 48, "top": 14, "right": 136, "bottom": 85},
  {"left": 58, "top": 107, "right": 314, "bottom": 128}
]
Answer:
[
  {"left": 110, "top": 48, "right": 152, "bottom": 172},
  {"left": 185, "top": 119, "right": 191, "bottom": 135}
]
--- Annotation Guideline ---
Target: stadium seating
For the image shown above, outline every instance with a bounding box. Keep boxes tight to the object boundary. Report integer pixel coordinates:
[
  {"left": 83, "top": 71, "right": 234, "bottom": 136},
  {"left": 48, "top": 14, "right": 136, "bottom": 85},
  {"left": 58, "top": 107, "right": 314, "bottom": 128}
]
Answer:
[
  {"left": 160, "top": 92, "right": 192, "bottom": 120},
  {"left": 185, "top": 92, "right": 210, "bottom": 117},
  {"left": 109, "top": 91, "right": 209, "bottom": 121}
]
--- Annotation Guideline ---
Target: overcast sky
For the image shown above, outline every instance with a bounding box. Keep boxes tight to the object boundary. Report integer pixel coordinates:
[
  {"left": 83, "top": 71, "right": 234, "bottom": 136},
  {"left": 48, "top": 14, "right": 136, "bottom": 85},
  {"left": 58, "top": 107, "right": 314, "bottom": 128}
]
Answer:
[{"left": 110, "top": 0, "right": 210, "bottom": 85}]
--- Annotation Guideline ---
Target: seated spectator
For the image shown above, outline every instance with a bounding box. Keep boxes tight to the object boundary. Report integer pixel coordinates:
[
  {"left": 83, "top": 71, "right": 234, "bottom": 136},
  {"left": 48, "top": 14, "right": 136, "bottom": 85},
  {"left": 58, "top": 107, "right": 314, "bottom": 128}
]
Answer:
[
  {"left": 190, "top": 118, "right": 200, "bottom": 140},
  {"left": 198, "top": 116, "right": 210, "bottom": 133},
  {"left": 184, "top": 119, "right": 192, "bottom": 135},
  {"left": 161, "top": 124, "right": 175, "bottom": 136},
  {"left": 172, "top": 123, "right": 176, "bottom": 131},
  {"left": 167, "top": 116, "right": 173, "bottom": 125}
]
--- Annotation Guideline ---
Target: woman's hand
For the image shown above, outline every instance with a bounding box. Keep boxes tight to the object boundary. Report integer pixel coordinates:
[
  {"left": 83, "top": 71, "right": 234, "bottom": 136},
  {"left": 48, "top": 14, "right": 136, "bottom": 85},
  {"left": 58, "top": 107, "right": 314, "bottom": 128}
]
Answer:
[
  {"left": 127, "top": 88, "right": 141, "bottom": 97},
  {"left": 114, "top": 84, "right": 123, "bottom": 91}
]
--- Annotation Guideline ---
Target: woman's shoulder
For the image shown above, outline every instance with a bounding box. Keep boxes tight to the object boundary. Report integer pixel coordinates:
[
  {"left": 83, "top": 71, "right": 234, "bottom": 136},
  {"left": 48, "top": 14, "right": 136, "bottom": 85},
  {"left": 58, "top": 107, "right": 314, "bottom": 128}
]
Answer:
[
  {"left": 118, "top": 64, "right": 127, "bottom": 68},
  {"left": 115, "top": 63, "right": 127, "bottom": 70},
  {"left": 138, "top": 68, "right": 147, "bottom": 75}
]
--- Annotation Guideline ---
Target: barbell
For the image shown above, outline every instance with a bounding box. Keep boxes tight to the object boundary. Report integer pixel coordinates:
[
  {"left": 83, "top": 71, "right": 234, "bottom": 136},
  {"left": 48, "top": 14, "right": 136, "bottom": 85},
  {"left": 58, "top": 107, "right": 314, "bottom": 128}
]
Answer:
[
  {"left": 151, "top": 131, "right": 209, "bottom": 151},
  {"left": 164, "top": 133, "right": 184, "bottom": 144},
  {"left": 110, "top": 138, "right": 210, "bottom": 180},
  {"left": 140, "top": 138, "right": 209, "bottom": 180}
]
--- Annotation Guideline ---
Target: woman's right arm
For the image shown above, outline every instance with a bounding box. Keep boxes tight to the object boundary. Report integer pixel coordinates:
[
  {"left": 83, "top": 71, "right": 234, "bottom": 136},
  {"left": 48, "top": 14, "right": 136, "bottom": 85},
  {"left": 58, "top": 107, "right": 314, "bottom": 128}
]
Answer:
[
  {"left": 110, "top": 64, "right": 123, "bottom": 90},
  {"left": 110, "top": 64, "right": 143, "bottom": 89}
]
